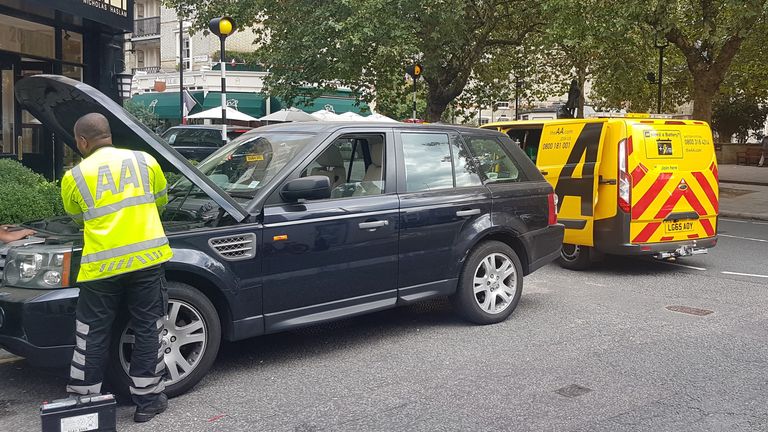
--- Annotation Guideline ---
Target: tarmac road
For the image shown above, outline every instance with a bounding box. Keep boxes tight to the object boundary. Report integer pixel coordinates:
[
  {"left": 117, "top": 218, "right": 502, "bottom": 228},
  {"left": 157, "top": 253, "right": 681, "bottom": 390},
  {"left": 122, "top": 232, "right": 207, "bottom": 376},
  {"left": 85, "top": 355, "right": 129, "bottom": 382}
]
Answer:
[{"left": 1, "top": 219, "right": 767, "bottom": 431}]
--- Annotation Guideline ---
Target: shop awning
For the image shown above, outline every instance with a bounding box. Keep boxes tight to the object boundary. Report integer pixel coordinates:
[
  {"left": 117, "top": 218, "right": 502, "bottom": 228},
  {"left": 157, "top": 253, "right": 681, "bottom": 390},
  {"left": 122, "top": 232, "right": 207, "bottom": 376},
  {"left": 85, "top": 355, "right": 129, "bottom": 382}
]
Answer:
[
  {"left": 128, "top": 91, "right": 204, "bottom": 120},
  {"left": 292, "top": 96, "right": 369, "bottom": 115},
  {"left": 201, "top": 92, "right": 267, "bottom": 118}
]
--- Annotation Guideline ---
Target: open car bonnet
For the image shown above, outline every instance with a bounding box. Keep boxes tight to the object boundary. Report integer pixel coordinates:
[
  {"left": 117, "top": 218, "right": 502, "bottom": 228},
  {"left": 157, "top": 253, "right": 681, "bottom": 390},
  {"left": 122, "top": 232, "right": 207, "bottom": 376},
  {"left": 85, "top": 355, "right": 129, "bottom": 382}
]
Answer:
[{"left": 14, "top": 75, "right": 249, "bottom": 222}]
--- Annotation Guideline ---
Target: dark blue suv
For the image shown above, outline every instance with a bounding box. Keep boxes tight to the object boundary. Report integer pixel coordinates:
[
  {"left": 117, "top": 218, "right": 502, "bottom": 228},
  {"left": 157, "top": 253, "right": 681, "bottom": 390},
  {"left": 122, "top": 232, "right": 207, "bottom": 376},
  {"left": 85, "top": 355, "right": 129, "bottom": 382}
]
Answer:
[{"left": 0, "top": 76, "right": 563, "bottom": 397}]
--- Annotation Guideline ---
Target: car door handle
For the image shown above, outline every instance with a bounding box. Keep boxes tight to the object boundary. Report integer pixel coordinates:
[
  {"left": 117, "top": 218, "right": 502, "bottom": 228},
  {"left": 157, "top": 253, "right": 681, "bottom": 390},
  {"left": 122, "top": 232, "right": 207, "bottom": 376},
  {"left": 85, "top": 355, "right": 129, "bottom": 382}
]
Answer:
[
  {"left": 358, "top": 220, "right": 388, "bottom": 230},
  {"left": 456, "top": 209, "right": 481, "bottom": 217}
]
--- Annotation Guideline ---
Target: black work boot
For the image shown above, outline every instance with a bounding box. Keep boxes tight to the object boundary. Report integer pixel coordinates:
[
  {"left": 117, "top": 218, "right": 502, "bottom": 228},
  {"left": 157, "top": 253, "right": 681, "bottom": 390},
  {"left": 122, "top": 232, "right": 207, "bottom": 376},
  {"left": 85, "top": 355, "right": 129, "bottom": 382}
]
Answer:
[{"left": 133, "top": 393, "right": 168, "bottom": 423}]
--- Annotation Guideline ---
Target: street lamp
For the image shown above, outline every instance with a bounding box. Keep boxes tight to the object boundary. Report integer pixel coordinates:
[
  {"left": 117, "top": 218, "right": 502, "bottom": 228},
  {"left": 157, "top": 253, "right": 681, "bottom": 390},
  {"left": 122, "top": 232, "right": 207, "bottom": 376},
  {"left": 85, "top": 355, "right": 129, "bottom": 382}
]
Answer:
[
  {"left": 654, "top": 32, "right": 669, "bottom": 114},
  {"left": 209, "top": 16, "right": 236, "bottom": 144},
  {"left": 114, "top": 72, "right": 133, "bottom": 101}
]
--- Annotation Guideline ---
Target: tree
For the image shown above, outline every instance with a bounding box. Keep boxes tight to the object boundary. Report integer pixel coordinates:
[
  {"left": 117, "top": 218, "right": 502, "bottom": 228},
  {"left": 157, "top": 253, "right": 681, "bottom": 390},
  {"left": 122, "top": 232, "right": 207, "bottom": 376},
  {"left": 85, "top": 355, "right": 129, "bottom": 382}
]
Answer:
[
  {"left": 164, "top": 0, "right": 545, "bottom": 122},
  {"left": 644, "top": 0, "right": 768, "bottom": 122},
  {"left": 711, "top": 94, "right": 768, "bottom": 142},
  {"left": 124, "top": 100, "right": 162, "bottom": 131}
]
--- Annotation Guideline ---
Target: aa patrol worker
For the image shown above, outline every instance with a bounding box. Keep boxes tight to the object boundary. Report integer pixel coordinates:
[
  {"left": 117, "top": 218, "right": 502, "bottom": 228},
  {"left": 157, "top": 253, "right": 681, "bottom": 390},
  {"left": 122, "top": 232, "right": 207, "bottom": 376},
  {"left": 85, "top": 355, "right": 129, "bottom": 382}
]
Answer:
[{"left": 61, "top": 113, "right": 173, "bottom": 423}]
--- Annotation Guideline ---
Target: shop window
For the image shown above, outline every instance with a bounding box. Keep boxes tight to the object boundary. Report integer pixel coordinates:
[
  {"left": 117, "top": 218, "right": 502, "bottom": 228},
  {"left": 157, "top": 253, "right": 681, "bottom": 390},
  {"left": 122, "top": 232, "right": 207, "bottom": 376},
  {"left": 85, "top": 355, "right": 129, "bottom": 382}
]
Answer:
[
  {"left": 62, "top": 30, "right": 83, "bottom": 63},
  {"left": 0, "top": 15, "right": 54, "bottom": 58}
]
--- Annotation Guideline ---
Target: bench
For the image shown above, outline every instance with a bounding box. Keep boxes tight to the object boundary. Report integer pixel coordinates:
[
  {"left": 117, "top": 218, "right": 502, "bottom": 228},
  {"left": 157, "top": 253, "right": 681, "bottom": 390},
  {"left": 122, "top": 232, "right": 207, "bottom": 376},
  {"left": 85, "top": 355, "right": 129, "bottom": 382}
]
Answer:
[{"left": 736, "top": 147, "right": 763, "bottom": 165}]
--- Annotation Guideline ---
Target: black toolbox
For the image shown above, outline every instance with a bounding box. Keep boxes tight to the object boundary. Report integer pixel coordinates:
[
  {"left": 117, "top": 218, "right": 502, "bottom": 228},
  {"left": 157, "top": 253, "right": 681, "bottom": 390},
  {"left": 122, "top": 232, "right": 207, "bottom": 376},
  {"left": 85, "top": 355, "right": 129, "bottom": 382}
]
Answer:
[{"left": 40, "top": 393, "right": 116, "bottom": 432}]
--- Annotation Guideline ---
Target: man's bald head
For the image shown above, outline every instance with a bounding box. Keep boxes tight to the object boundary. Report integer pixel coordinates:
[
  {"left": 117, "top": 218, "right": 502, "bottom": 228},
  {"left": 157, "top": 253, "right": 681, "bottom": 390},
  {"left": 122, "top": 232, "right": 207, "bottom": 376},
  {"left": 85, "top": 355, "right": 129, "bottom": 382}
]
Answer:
[{"left": 74, "top": 113, "right": 113, "bottom": 157}]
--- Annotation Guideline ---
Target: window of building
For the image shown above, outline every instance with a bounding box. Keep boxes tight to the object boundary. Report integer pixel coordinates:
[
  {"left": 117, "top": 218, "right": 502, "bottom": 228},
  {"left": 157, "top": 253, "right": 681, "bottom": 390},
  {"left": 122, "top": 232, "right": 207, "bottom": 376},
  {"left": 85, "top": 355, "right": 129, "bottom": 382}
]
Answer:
[
  {"left": 401, "top": 133, "right": 454, "bottom": 192},
  {"left": 137, "top": 50, "right": 145, "bottom": 68},
  {"left": 177, "top": 33, "right": 191, "bottom": 70},
  {"left": 496, "top": 101, "right": 510, "bottom": 109},
  {"left": 136, "top": 3, "right": 145, "bottom": 19},
  {"left": 0, "top": 15, "right": 54, "bottom": 58}
]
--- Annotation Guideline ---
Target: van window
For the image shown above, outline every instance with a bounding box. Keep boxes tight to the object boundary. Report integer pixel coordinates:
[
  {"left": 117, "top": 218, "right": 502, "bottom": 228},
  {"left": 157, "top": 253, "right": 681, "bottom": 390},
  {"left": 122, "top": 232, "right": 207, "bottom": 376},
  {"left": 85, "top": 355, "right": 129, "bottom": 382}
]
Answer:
[
  {"left": 505, "top": 127, "right": 542, "bottom": 163},
  {"left": 463, "top": 135, "right": 526, "bottom": 183}
]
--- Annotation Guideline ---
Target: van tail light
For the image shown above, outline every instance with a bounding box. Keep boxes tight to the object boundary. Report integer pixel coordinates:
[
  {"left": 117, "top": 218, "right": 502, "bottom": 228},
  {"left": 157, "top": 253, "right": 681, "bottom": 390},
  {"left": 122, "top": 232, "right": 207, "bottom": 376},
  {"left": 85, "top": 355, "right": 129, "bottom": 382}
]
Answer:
[
  {"left": 618, "top": 137, "right": 631, "bottom": 213},
  {"left": 547, "top": 193, "right": 558, "bottom": 225}
]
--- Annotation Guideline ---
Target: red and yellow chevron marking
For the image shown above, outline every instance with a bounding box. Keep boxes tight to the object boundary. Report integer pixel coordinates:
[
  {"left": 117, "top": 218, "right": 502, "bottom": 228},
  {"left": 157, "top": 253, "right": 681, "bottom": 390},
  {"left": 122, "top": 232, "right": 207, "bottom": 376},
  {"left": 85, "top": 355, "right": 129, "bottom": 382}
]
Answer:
[{"left": 629, "top": 171, "right": 718, "bottom": 243}]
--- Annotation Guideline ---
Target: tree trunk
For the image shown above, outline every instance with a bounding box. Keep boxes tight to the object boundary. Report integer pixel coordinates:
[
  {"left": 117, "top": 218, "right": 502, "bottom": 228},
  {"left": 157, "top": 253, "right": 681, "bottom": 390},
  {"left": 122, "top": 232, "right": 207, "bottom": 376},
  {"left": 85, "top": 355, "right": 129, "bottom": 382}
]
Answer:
[
  {"left": 576, "top": 65, "right": 587, "bottom": 118},
  {"left": 425, "top": 96, "right": 450, "bottom": 123},
  {"left": 691, "top": 79, "right": 716, "bottom": 123}
]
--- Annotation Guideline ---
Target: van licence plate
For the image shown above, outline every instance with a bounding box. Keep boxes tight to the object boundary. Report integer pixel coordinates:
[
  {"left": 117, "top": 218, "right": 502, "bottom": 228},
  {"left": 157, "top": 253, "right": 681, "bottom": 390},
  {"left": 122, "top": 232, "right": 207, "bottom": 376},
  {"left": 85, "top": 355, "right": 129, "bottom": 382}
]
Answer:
[{"left": 664, "top": 220, "right": 695, "bottom": 234}]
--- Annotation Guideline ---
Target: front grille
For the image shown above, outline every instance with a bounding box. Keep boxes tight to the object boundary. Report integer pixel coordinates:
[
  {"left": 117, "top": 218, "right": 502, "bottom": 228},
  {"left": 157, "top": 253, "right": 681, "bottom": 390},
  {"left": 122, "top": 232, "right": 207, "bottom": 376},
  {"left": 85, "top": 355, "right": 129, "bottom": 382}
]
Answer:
[
  {"left": 208, "top": 233, "right": 257, "bottom": 261},
  {"left": 0, "top": 245, "right": 8, "bottom": 274}
]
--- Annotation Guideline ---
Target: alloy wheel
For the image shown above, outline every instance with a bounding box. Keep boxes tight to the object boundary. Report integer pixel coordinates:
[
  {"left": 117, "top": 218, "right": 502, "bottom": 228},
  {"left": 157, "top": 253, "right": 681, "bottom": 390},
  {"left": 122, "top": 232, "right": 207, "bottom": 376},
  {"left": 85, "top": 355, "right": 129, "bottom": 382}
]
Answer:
[
  {"left": 119, "top": 299, "right": 208, "bottom": 386},
  {"left": 473, "top": 253, "right": 518, "bottom": 315}
]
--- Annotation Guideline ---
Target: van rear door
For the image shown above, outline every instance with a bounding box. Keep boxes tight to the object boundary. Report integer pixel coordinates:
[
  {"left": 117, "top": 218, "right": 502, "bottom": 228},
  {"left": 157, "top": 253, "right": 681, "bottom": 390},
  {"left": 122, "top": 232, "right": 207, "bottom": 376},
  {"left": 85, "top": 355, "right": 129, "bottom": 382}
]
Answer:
[
  {"left": 537, "top": 120, "right": 607, "bottom": 246},
  {"left": 627, "top": 121, "right": 718, "bottom": 244}
]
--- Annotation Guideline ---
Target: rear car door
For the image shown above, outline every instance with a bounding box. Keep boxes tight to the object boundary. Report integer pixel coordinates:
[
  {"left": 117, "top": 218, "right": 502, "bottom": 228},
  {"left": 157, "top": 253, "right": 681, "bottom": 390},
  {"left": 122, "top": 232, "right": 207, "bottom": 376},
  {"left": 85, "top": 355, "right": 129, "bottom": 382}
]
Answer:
[
  {"left": 626, "top": 121, "right": 719, "bottom": 243},
  {"left": 395, "top": 130, "right": 490, "bottom": 301},
  {"left": 536, "top": 120, "right": 607, "bottom": 246},
  {"left": 260, "top": 129, "right": 399, "bottom": 332}
]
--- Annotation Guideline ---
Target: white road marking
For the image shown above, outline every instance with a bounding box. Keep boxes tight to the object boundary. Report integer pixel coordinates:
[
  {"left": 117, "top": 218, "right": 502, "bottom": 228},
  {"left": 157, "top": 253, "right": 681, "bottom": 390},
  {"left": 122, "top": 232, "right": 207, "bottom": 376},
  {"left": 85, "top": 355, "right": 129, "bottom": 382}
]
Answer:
[
  {"left": 720, "top": 218, "right": 748, "bottom": 223},
  {"left": 719, "top": 234, "right": 768, "bottom": 243},
  {"left": 657, "top": 261, "right": 707, "bottom": 271},
  {"left": 584, "top": 282, "right": 606, "bottom": 287},
  {"left": 722, "top": 271, "right": 768, "bottom": 279}
]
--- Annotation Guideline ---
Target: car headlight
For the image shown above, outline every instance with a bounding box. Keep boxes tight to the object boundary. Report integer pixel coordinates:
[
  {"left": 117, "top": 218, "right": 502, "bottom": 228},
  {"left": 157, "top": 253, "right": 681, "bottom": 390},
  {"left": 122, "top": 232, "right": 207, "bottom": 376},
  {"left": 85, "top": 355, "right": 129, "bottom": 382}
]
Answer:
[{"left": 3, "top": 246, "right": 72, "bottom": 289}]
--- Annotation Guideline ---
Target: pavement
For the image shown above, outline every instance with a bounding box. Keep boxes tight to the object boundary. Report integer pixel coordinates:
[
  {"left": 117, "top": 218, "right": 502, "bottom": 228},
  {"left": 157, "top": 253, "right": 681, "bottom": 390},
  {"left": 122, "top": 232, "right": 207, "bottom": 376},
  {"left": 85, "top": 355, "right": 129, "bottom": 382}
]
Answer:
[
  {"left": 1, "top": 219, "right": 767, "bottom": 431},
  {"left": 718, "top": 164, "right": 768, "bottom": 221}
]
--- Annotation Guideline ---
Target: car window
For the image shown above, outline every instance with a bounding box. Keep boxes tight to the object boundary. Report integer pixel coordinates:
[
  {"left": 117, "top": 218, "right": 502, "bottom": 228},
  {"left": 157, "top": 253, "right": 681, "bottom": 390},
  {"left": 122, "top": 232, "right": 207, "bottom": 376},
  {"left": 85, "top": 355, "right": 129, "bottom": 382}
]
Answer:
[
  {"left": 401, "top": 133, "right": 454, "bottom": 192},
  {"left": 163, "top": 129, "right": 222, "bottom": 147},
  {"left": 463, "top": 135, "right": 526, "bottom": 183},
  {"left": 452, "top": 135, "right": 483, "bottom": 188},
  {"left": 172, "top": 132, "right": 317, "bottom": 197},
  {"left": 300, "top": 134, "right": 386, "bottom": 199}
]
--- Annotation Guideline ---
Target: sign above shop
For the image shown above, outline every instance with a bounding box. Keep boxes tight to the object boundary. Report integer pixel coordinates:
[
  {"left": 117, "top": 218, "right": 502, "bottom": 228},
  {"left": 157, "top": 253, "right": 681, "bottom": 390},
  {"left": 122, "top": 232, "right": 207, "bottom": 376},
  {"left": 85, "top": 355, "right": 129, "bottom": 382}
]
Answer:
[{"left": 31, "top": 0, "right": 134, "bottom": 31}]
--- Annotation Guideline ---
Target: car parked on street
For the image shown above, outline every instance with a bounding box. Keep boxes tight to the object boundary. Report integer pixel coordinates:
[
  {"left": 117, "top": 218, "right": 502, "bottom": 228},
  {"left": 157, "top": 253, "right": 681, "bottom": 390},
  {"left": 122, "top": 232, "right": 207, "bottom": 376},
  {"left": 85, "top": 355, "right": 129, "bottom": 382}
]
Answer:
[
  {"left": 0, "top": 75, "right": 563, "bottom": 397},
  {"left": 161, "top": 125, "right": 252, "bottom": 161}
]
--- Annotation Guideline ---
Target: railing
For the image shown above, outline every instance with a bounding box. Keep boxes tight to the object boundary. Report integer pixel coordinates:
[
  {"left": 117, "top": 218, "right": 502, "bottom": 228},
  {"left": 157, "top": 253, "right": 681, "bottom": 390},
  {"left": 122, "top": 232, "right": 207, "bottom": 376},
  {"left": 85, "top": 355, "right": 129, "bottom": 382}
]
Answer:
[
  {"left": 134, "top": 17, "right": 160, "bottom": 37},
  {"left": 132, "top": 66, "right": 161, "bottom": 74}
]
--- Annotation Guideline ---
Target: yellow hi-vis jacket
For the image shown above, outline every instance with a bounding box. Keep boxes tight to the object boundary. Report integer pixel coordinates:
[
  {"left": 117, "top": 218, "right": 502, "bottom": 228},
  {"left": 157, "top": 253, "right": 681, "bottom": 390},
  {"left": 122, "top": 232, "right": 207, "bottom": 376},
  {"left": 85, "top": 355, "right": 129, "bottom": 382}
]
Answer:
[{"left": 61, "top": 146, "right": 173, "bottom": 282}]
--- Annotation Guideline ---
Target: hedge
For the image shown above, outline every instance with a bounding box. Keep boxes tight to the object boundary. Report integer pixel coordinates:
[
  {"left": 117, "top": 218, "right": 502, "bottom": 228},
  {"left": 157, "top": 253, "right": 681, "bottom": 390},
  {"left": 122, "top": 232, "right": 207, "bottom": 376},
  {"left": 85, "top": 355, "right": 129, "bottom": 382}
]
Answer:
[{"left": 0, "top": 159, "right": 65, "bottom": 224}]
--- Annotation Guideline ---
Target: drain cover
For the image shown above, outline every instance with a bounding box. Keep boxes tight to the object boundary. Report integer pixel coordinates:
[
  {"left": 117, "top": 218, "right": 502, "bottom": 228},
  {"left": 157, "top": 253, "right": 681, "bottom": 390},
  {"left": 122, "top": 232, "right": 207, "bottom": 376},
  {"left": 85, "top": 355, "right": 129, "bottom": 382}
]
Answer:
[
  {"left": 666, "top": 305, "right": 713, "bottom": 316},
  {"left": 555, "top": 384, "right": 592, "bottom": 398}
]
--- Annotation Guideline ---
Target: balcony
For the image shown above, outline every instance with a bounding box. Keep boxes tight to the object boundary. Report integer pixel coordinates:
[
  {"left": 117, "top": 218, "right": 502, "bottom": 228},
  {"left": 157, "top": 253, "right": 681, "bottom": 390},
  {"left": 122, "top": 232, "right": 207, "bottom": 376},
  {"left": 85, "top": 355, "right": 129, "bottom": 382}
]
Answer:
[
  {"left": 134, "top": 17, "right": 160, "bottom": 38},
  {"left": 132, "top": 66, "right": 161, "bottom": 74}
]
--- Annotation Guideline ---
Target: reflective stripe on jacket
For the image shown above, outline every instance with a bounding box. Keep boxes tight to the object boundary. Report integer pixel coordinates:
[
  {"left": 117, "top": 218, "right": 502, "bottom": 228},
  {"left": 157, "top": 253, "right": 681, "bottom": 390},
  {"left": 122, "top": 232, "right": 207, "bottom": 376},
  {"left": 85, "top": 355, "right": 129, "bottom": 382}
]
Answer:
[{"left": 61, "top": 146, "right": 173, "bottom": 282}]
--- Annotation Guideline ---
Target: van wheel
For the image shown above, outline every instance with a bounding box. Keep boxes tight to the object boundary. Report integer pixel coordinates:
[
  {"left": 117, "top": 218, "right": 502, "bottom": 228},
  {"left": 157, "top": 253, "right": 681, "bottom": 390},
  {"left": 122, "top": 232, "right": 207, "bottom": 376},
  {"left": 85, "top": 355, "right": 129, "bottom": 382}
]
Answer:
[
  {"left": 453, "top": 241, "right": 523, "bottom": 325},
  {"left": 107, "top": 282, "right": 221, "bottom": 398},
  {"left": 559, "top": 244, "right": 592, "bottom": 270}
]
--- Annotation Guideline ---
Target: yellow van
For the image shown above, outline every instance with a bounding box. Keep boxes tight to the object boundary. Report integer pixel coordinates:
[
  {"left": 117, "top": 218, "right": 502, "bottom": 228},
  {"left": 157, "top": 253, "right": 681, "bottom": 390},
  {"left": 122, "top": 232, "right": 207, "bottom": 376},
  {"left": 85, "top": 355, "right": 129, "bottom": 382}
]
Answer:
[{"left": 481, "top": 116, "right": 719, "bottom": 269}]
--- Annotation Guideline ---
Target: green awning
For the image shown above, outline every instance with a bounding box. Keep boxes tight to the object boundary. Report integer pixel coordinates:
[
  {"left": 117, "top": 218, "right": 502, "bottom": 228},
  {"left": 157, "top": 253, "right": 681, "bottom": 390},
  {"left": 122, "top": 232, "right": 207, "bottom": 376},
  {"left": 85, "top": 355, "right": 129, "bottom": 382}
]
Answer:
[
  {"left": 292, "top": 96, "right": 369, "bottom": 115},
  {"left": 202, "top": 92, "right": 267, "bottom": 118},
  {"left": 129, "top": 91, "right": 204, "bottom": 120}
]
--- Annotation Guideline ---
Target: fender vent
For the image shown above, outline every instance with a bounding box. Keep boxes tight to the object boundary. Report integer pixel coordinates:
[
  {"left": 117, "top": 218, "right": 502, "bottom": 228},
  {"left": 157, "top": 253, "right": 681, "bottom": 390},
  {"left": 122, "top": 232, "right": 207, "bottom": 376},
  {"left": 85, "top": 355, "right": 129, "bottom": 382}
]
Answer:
[{"left": 208, "top": 233, "right": 257, "bottom": 261}]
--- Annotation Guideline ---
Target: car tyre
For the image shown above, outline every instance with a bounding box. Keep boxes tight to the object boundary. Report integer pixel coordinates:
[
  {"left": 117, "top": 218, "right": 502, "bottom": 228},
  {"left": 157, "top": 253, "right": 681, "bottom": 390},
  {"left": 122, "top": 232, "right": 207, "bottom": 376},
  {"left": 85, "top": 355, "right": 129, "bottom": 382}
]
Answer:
[
  {"left": 558, "top": 243, "right": 592, "bottom": 270},
  {"left": 107, "top": 282, "right": 221, "bottom": 398},
  {"left": 453, "top": 241, "right": 523, "bottom": 325}
]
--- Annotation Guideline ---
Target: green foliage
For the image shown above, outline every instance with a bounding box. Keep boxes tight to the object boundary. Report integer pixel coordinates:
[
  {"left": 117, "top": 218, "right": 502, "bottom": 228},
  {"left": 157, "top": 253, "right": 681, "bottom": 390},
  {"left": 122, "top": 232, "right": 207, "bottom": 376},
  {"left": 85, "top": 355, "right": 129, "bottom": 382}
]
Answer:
[
  {"left": 0, "top": 159, "right": 64, "bottom": 224},
  {"left": 164, "top": 0, "right": 545, "bottom": 122},
  {"left": 124, "top": 99, "right": 162, "bottom": 131},
  {"left": 712, "top": 95, "right": 768, "bottom": 143}
]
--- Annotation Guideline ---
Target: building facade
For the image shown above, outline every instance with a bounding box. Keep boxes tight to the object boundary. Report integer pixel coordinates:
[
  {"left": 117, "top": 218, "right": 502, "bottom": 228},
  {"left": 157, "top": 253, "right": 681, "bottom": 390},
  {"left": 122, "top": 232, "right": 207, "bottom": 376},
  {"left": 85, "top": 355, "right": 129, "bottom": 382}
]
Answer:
[{"left": 0, "top": 0, "right": 133, "bottom": 180}]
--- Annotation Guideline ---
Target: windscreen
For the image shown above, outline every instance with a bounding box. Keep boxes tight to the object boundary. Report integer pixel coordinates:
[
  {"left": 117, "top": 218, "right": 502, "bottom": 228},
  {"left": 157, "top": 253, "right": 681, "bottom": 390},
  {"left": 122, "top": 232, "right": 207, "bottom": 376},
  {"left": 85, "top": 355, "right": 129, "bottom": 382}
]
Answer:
[{"left": 171, "top": 132, "right": 316, "bottom": 197}]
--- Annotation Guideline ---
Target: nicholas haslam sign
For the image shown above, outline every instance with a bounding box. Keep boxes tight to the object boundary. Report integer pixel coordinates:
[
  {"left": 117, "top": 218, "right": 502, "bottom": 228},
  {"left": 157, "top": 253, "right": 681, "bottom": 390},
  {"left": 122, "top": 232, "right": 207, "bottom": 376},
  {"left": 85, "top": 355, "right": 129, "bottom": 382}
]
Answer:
[{"left": 82, "top": 0, "right": 128, "bottom": 17}]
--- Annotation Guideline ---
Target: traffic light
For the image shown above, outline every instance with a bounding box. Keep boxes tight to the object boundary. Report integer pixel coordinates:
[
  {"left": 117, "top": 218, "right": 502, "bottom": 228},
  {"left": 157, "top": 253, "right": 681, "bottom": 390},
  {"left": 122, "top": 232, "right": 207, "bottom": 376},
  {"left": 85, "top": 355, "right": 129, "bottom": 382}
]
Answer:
[
  {"left": 209, "top": 16, "right": 236, "bottom": 38},
  {"left": 406, "top": 63, "right": 423, "bottom": 79}
]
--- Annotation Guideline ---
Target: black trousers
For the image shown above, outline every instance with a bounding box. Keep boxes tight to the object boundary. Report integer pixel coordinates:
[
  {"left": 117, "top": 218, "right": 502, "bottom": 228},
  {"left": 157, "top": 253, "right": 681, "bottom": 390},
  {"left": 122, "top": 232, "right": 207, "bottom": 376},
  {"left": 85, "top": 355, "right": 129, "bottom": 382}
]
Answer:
[{"left": 66, "top": 265, "right": 168, "bottom": 410}]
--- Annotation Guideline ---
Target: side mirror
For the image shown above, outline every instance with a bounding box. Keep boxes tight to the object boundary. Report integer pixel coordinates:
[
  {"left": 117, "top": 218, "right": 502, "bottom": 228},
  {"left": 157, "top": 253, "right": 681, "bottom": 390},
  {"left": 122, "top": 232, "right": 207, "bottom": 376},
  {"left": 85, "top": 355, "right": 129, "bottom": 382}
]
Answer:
[{"left": 280, "top": 176, "right": 331, "bottom": 202}]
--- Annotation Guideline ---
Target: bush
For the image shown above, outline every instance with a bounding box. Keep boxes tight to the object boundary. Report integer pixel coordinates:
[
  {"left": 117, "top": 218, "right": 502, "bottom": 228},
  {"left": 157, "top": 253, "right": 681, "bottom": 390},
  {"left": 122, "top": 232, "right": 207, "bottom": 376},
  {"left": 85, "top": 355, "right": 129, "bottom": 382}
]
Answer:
[{"left": 0, "top": 159, "right": 65, "bottom": 224}]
